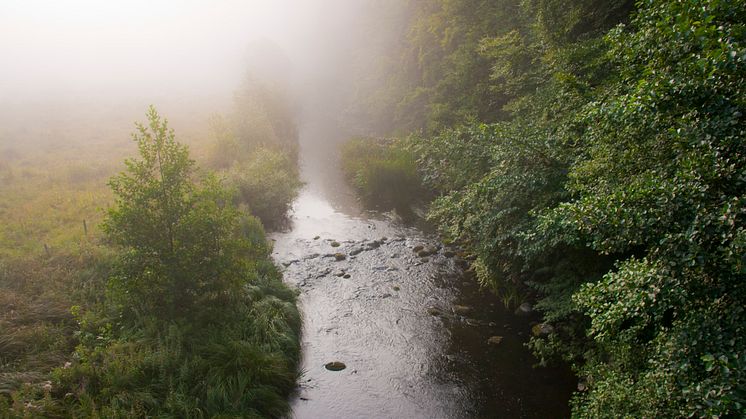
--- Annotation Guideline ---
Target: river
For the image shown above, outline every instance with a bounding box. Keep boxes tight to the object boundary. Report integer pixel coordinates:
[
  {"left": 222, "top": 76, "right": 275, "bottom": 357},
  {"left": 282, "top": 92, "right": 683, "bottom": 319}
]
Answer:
[{"left": 270, "top": 114, "right": 575, "bottom": 418}]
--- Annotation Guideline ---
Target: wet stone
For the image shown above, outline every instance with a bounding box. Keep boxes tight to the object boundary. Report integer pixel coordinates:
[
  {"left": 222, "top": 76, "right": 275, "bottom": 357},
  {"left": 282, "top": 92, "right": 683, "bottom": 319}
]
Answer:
[
  {"left": 465, "top": 318, "right": 481, "bottom": 326},
  {"left": 515, "top": 302, "right": 533, "bottom": 316},
  {"left": 343, "top": 274, "right": 351, "bottom": 279},
  {"left": 419, "top": 246, "right": 438, "bottom": 257},
  {"left": 427, "top": 307, "right": 442, "bottom": 316},
  {"left": 413, "top": 245, "right": 424, "bottom": 252},
  {"left": 349, "top": 248, "right": 364, "bottom": 256},
  {"left": 487, "top": 336, "right": 504, "bottom": 345},
  {"left": 334, "top": 253, "right": 346, "bottom": 261},
  {"left": 331, "top": 241, "right": 341, "bottom": 247},
  {"left": 453, "top": 305, "right": 473, "bottom": 316},
  {"left": 531, "top": 323, "right": 555, "bottom": 337},
  {"left": 325, "top": 361, "right": 346, "bottom": 371}
]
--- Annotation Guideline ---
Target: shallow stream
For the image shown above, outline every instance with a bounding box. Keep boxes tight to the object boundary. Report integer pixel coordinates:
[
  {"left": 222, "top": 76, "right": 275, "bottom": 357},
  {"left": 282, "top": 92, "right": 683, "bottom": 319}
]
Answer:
[{"left": 271, "top": 115, "right": 575, "bottom": 418}]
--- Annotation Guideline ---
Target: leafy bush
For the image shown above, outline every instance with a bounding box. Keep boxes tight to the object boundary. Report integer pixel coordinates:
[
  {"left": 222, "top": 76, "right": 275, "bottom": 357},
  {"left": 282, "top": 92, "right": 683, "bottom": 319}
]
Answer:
[
  {"left": 386, "top": 0, "right": 746, "bottom": 416},
  {"left": 227, "top": 147, "right": 302, "bottom": 228},
  {"left": 204, "top": 79, "right": 302, "bottom": 229},
  {"left": 340, "top": 137, "right": 425, "bottom": 211},
  {"left": 540, "top": 0, "right": 746, "bottom": 415}
]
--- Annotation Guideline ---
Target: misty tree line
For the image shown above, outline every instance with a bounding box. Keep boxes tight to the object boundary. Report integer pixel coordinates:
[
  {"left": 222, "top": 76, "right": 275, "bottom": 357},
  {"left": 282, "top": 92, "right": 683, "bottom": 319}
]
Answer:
[{"left": 345, "top": 0, "right": 745, "bottom": 416}]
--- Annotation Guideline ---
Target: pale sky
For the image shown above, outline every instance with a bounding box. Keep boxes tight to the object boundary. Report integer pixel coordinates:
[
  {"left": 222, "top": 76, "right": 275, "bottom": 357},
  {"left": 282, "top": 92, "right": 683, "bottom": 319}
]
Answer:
[{"left": 0, "top": 0, "right": 353, "bottom": 101}]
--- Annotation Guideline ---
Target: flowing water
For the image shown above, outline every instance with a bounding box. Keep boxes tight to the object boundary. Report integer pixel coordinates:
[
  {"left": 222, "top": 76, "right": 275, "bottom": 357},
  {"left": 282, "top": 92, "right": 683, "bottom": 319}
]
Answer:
[{"left": 271, "top": 114, "right": 575, "bottom": 418}]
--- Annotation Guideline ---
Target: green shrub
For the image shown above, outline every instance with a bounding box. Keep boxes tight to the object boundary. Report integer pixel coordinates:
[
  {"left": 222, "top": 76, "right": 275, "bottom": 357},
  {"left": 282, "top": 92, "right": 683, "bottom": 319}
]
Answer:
[
  {"left": 43, "top": 107, "right": 301, "bottom": 418},
  {"left": 340, "top": 137, "right": 425, "bottom": 211},
  {"left": 227, "top": 147, "right": 302, "bottom": 228}
]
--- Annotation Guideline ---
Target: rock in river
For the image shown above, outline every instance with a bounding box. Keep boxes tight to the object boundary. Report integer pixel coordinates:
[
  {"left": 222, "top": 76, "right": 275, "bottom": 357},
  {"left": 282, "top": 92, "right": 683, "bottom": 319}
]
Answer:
[
  {"left": 334, "top": 253, "right": 346, "bottom": 261},
  {"left": 331, "top": 241, "right": 341, "bottom": 247},
  {"left": 487, "top": 336, "right": 503, "bottom": 345},
  {"left": 531, "top": 323, "right": 555, "bottom": 337},
  {"left": 452, "top": 305, "right": 473, "bottom": 316},
  {"left": 515, "top": 302, "right": 533, "bottom": 316},
  {"left": 325, "top": 361, "right": 346, "bottom": 371}
]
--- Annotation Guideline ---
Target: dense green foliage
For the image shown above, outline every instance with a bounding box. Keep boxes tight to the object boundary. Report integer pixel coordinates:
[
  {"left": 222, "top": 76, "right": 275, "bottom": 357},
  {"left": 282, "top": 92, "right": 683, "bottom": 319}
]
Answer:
[
  {"left": 340, "top": 137, "right": 425, "bottom": 211},
  {"left": 228, "top": 147, "right": 303, "bottom": 229},
  {"left": 1, "top": 108, "right": 301, "bottom": 417},
  {"left": 345, "top": 0, "right": 746, "bottom": 416},
  {"left": 206, "top": 75, "right": 302, "bottom": 227}
]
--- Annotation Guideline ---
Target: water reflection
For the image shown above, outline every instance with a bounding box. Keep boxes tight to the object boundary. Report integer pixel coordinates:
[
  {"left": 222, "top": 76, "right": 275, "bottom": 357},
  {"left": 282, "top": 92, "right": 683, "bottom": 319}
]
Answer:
[{"left": 271, "top": 114, "right": 574, "bottom": 418}]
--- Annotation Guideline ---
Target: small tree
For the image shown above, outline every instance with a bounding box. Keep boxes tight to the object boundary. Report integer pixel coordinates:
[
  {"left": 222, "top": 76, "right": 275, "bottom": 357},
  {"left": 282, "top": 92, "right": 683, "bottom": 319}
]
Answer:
[{"left": 104, "top": 106, "right": 254, "bottom": 323}]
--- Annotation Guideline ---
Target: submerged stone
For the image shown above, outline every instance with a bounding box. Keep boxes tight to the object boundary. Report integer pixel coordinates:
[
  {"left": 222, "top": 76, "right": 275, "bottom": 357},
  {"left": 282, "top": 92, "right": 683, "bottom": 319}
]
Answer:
[
  {"left": 331, "top": 241, "right": 341, "bottom": 247},
  {"left": 452, "top": 305, "right": 473, "bottom": 316},
  {"left": 325, "top": 361, "right": 346, "bottom": 371},
  {"left": 487, "top": 336, "right": 504, "bottom": 345},
  {"left": 334, "top": 253, "right": 346, "bottom": 261}
]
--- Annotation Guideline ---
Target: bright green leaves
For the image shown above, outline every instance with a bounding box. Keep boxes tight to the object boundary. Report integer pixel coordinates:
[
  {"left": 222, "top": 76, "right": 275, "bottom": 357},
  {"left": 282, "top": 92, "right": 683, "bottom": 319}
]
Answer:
[
  {"left": 61, "top": 108, "right": 301, "bottom": 417},
  {"left": 105, "top": 106, "right": 195, "bottom": 257},
  {"left": 542, "top": 0, "right": 746, "bottom": 416},
  {"left": 103, "top": 107, "right": 257, "bottom": 323}
]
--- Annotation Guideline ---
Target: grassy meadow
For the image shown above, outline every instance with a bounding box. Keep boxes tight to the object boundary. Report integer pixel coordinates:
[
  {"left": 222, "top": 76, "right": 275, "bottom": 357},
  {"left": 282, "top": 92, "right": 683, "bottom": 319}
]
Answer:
[{"left": 0, "top": 94, "right": 303, "bottom": 417}]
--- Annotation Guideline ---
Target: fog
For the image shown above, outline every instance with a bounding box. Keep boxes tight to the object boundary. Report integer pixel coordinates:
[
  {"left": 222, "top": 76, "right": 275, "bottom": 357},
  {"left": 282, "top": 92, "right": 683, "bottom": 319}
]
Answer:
[{"left": 0, "top": 0, "right": 402, "bottom": 146}]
